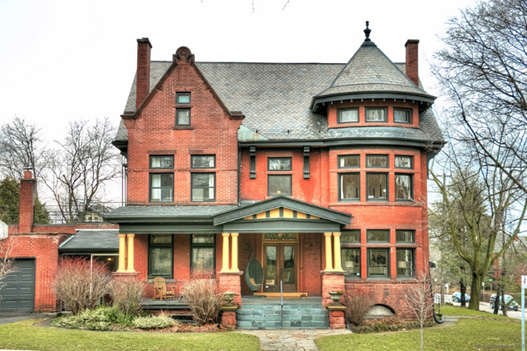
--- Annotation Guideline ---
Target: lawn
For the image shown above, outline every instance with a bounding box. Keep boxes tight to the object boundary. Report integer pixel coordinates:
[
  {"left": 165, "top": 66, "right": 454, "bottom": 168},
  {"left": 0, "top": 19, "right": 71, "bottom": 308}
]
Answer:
[
  {"left": 0, "top": 319, "right": 260, "bottom": 351},
  {"left": 316, "top": 306, "right": 521, "bottom": 351}
]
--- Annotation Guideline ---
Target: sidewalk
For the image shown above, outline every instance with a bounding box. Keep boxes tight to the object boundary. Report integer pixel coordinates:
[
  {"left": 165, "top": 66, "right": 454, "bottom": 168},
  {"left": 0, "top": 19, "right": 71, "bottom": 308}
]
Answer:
[{"left": 237, "top": 329, "right": 350, "bottom": 351}]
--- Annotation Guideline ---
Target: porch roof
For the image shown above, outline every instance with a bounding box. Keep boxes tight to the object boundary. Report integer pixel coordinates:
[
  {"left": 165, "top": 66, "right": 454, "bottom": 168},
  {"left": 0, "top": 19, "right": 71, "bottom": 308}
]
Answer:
[
  {"left": 104, "top": 197, "right": 351, "bottom": 234},
  {"left": 59, "top": 229, "right": 119, "bottom": 253}
]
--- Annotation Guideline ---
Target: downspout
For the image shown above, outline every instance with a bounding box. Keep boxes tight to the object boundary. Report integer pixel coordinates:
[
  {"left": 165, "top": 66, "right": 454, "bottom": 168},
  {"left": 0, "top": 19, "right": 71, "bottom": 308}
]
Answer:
[{"left": 237, "top": 142, "right": 241, "bottom": 206}]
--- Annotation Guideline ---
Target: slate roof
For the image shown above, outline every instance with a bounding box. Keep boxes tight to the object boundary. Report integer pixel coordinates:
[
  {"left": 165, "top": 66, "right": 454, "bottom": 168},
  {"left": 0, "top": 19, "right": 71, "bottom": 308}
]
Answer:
[
  {"left": 115, "top": 40, "right": 444, "bottom": 145},
  {"left": 59, "top": 230, "right": 119, "bottom": 253},
  {"left": 105, "top": 205, "right": 239, "bottom": 220}
]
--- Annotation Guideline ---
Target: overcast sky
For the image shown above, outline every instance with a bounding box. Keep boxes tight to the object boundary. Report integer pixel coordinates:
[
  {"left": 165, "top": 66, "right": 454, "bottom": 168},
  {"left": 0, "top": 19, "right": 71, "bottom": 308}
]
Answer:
[{"left": 0, "top": 0, "right": 477, "bottom": 202}]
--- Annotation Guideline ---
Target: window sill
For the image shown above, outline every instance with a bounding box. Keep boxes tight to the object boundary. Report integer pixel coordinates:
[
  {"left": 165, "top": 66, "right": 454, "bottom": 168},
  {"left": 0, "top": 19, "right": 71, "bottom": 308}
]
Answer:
[{"left": 173, "top": 126, "right": 194, "bottom": 130}]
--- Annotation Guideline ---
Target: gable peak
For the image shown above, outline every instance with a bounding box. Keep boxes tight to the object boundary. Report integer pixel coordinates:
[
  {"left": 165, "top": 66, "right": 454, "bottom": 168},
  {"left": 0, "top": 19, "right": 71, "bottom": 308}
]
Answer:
[{"left": 173, "top": 46, "right": 194, "bottom": 64}]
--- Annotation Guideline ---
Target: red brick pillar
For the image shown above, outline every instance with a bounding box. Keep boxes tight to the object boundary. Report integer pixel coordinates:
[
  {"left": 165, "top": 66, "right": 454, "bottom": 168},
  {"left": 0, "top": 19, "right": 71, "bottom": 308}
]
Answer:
[
  {"left": 217, "top": 271, "right": 243, "bottom": 307},
  {"left": 327, "top": 307, "right": 346, "bottom": 329},
  {"left": 321, "top": 271, "right": 345, "bottom": 308},
  {"left": 19, "top": 170, "right": 36, "bottom": 233},
  {"left": 220, "top": 309, "right": 237, "bottom": 329}
]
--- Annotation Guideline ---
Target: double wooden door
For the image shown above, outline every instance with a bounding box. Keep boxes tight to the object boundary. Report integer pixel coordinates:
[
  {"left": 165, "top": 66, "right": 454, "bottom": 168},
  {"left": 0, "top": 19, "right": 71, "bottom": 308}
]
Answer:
[{"left": 263, "top": 243, "right": 297, "bottom": 293}]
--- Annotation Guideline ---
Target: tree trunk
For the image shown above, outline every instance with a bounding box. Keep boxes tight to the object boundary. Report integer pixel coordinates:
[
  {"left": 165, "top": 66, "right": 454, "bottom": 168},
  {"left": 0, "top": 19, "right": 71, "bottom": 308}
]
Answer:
[
  {"left": 501, "top": 290, "right": 508, "bottom": 317},
  {"left": 468, "top": 274, "right": 481, "bottom": 310},
  {"left": 493, "top": 286, "right": 500, "bottom": 314},
  {"left": 460, "top": 279, "right": 467, "bottom": 307}
]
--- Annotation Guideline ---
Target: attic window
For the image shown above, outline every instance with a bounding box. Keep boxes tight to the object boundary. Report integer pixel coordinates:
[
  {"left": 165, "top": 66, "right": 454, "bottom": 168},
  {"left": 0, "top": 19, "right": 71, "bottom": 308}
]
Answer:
[
  {"left": 394, "top": 108, "right": 412, "bottom": 124},
  {"left": 176, "top": 92, "right": 191, "bottom": 104},
  {"left": 338, "top": 108, "right": 359, "bottom": 123},
  {"left": 365, "top": 107, "right": 387, "bottom": 122}
]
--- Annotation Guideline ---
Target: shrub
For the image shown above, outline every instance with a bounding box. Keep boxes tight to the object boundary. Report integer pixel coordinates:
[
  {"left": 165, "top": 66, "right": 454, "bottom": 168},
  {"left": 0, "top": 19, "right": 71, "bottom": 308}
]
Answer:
[
  {"left": 51, "top": 307, "right": 112, "bottom": 331},
  {"left": 107, "top": 277, "right": 144, "bottom": 318},
  {"left": 345, "top": 289, "right": 374, "bottom": 326},
  {"left": 180, "top": 274, "right": 225, "bottom": 325},
  {"left": 53, "top": 257, "right": 110, "bottom": 315},
  {"left": 132, "top": 314, "right": 174, "bottom": 329}
]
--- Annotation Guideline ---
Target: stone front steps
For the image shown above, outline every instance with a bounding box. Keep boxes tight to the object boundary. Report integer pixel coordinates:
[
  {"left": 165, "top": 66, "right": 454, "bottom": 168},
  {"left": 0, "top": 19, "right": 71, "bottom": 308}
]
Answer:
[{"left": 236, "top": 298, "right": 329, "bottom": 329}]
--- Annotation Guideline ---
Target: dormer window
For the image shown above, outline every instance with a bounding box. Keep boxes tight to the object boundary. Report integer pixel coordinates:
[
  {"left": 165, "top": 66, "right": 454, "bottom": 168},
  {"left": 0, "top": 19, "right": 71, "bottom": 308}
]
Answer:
[
  {"left": 338, "top": 108, "right": 359, "bottom": 123},
  {"left": 365, "top": 107, "right": 387, "bottom": 122},
  {"left": 394, "top": 108, "right": 412, "bottom": 124}
]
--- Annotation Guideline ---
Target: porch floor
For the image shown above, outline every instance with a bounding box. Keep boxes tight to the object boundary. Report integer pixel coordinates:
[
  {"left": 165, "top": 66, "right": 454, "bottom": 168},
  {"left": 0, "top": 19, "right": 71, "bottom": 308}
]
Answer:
[
  {"left": 140, "top": 298, "right": 188, "bottom": 310},
  {"left": 242, "top": 296, "right": 323, "bottom": 305}
]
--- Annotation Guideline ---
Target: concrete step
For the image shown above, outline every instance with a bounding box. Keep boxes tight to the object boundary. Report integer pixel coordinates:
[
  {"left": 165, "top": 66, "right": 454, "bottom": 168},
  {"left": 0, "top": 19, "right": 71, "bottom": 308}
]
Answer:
[{"left": 236, "top": 303, "right": 329, "bottom": 329}]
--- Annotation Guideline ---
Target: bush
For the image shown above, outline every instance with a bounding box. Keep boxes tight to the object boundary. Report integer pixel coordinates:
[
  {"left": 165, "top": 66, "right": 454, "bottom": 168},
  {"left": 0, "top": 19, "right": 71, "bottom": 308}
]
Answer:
[
  {"left": 53, "top": 257, "right": 110, "bottom": 315},
  {"left": 345, "top": 289, "right": 374, "bottom": 326},
  {"left": 132, "top": 314, "right": 174, "bottom": 329},
  {"left": 51, "top": 307, "right": 113, "bottom": 331},
  {"left": 350, "top": 316, "right": 435, "bottom": 334},
  {"left": 180, "top": 275, "right": 225, "bottom": 325},
  {"left": 108, "top": 277, "right": 144, "bottom": 318}
]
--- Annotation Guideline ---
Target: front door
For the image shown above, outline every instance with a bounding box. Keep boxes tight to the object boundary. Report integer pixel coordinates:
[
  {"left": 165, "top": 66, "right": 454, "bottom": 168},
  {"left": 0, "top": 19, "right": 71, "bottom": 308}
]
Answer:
[{"left": 263, "top": 243, "right": 297, "bottom": 293}]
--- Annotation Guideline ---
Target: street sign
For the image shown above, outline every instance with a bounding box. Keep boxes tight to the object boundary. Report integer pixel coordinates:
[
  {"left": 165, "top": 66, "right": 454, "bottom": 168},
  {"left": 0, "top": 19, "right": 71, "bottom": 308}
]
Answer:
[
  {"left": 489, "top": 278, "right": 493, "bottom": 282},
  {"left": 522, "top": 276, "right": 527, "bottom": 289}
]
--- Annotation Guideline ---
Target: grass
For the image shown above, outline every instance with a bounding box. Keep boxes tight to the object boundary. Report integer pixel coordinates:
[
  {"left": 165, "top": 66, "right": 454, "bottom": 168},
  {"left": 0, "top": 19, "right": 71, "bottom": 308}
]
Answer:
[
  {"left": 316, "top": 305, "right": 521, "bottom": 351},
  {"left": 0, "top": 319, "right": 260, "bottom": 351}
]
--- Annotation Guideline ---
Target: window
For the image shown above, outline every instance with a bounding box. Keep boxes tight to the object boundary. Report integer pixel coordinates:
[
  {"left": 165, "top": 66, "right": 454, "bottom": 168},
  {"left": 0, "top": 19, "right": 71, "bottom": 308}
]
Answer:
[
  {"left": 367, "top": 230, "right": 389, "bottom": 243},
  {"left": 176, "top": 108, "right": 190, "bottom": 125},
  {"left": 338, "top": 155, "right": 359, "bottom": 168},
  {"left": 395, "top": 155, "right": 413, "bottom": 169},
  {"left": 339, "top": 174, "right": 360, "bottom": 201},
  {"left": 367, "top": 173, "right": 387, "bottom": 200},
  {"left": 148, "top": 234, "right": 173, "bottom": 278},
  {"left": 150, "top": 174, "right": 174, "bottom": 202},
  {"left": 341, "top": 230, "right": 361, "bottom": 243},
  {"left": 268, "top": 175, "right": 292, "bottom": 196},
  {"left": 150, "top": 156, "right": 174, "bottom": 169},
  {"left": 368, "top": 248, "right": 389, "bottom": 277},
  {"left": 176, "top": 92, "right": 191, "bottom": 104},
  {"left": 191, "top": 173, "right": 215, "bottom": 202},
  {"left": 396, "top": 249, "right": 414, "bottom": 277},
  {"left": 338, "top": 108, "right": 359, "bottom": 123},
  {"left": 396, "top": 230, "right": 415, "bottom": 243},
  {"left": 394, "top": 108, "right": 412, "bottom": 124},
  {"left": 365, "top": 107, "right": 387, "bottom": 122},
  {"left": 191, "top": 234, "right": 215, "bottom": 275},
  {"left": 268, "top": 158, "right": 292, "bottom": 171},
  {"left": 191, "top": 155, "right": 215, "bottom": 169},
  {"left": 366, "top": 155, "right": 388, "bottom": 168},
  {"left": 342, "top": 248, "right": 360, "bottom": 277},
  {"left": 395, "top": 174, "right": 413, "bottom": 200}
]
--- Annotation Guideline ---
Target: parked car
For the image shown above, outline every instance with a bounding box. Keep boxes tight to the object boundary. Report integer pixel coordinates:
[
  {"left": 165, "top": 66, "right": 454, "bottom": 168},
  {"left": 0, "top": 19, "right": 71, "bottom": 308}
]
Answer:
[
  {"left": 490, "top": 294, "right": 519, "bottom": 311},
  {"left": 452, "top": 292, "right": 470, "bottom": 302}
]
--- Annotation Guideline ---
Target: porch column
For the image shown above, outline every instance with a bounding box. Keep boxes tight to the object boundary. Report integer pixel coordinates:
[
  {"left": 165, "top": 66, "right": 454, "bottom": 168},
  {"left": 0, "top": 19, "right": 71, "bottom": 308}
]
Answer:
[
  {"left": 221, "top": 233, "right": 230, "bottom": 272},
  {"left": 116, "top": 234, "right": 127, "bottom": 272},
  {"left": 324, "top": 232, "right": 334, "bottom": 271},
  {"left": 125, "top": 234, "right": 136, "bottom": 273},
  {"left": 230, "top": 233, "right": 239, "bottom": 272},
  {"left": 333, "top": 232, "right": 344, "bottom": 272}
]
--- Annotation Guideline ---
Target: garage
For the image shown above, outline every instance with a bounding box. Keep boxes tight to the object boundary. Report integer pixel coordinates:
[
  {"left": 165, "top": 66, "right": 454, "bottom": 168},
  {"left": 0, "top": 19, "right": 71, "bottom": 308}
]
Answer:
[{"left": 0, "top": 259, "right": 36, "bottom": 312}]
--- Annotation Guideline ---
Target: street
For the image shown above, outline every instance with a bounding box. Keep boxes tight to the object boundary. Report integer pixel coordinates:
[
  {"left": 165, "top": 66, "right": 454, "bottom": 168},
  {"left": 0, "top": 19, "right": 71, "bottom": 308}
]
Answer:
[{"left": 453, "top": 301, "right": 525, "bottom": 320}]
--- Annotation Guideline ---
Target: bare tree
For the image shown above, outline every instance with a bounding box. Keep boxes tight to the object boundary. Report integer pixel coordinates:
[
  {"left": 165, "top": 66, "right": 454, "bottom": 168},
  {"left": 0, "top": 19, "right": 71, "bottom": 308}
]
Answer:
[
  {"left": 0, "top": 116, "right": 47, "bottom": 179},
  {"left": 0, "top": 239, "right": 18, "bottom": 297},
  {"left": 434, "top": 0, "right": 527, "bottom": 196},
  {"left": 40, "top": 117, "right": 120, "bottom": 223},
  {"left": 405, "top": 274, "right": 434, "bottom": 351}
]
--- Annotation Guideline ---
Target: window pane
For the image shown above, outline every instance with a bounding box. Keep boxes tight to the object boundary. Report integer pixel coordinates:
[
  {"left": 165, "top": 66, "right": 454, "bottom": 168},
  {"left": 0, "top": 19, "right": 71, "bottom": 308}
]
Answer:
[
  {"left": 176, "top": 93, "right": 190, "bottom": 104},
  {"left": 192, "top": 234, "right": 214, "bottom": 244},
  {"left": 395, "top": 156, "right": 413, "bottom": 169},
  {"left": 396, "top": 230, "right": 414, "bottom": 243},
  {"left": 192, "top": 248, "right": 214, "bottom": 275},
  {"left": 150, "top": 234, "right": 173, "bottom": 244},
  {"left": 366, "top": 155, "right": 388, "bottom": 168},
  {"left": 367, "top": 230, "right": 389, "bottom": 242},
  {"left": 396, "top": 249, "right": 414, "bottom": 276},
  {"left": 266, "top": 246, "right": 277, "bottom": 285},
  {"left": 366, "top": 108, "right": 386, "bottom": 122},
  {"left": 151, "top": 156, "right": 174, "bottom": 169},
  {"left": 283, "top": 246, "right": 295, "bottom": 285},
  {"left": 339, "top": 155, "right": 359, "bottom": 168},
  {"left": 338, "top": 108, "right": 359, "bottom": 123},
  {"left": 341, "top": 230, "right": 360, "bottom": 243},
  {"left": 367, "top": 174, "right": 387, "bottom": 200},
  {"left": 268, "top": 158, "right": 292, "bottom": 171},
  {"left": 394, "top": 109, "right": 411, "bottom": 123},
  {"left": 368, "top": 249, "right": 388, "bottom": 276},
  {"left": 340, "top": 174, "right": 359, "bottom": 200},
  {"left": 192, "top": 156, "right": 215, "bottom": 168},
  {"left": 150, "top": 174, "right": 173, "bottom": 202},
  {"left": 191, "top": 174, "right": 215, "bottom": 202},
  {"left": 150, "top": 247, "right": 172, "bottom": 277},
  {"left": 395, "top": 174, "right": 413, "bottom": 200},
  {"left": 176, "top": 109, "right": 190, "bottom": 125},
  {"left": 268, "top": 175, "right": 291, "bottom": 196},
  {"left": 342, "top": 248, "right": 360, "bottom": 276}
]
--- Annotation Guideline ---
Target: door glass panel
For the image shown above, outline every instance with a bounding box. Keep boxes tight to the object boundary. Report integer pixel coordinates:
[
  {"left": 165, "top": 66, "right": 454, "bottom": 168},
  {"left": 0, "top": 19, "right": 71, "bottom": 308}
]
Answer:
[
  {"left": 283, "top": 246, "right": 295, "bottom": 285},
  {"left": 266, "top": 246, "right": 277, "bottom": 285}
]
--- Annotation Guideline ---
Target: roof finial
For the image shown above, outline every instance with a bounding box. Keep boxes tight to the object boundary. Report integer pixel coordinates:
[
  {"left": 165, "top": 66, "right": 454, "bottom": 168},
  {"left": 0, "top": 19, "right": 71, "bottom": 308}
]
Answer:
[{"left": 364, "top": 21, "right": 371, "bottom": 42}]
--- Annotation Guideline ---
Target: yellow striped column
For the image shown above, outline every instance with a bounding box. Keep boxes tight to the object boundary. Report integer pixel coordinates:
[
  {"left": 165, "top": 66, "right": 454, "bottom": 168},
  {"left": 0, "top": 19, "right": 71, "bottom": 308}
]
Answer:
[
  {"left": 221, "top": 233, "right": 230, "bottom": 272},
  {"left": 116, "top": 234, "right": 127, "bottom": 272},
  {"left": 230, "top": 233, "right": 239, "bottom": 272},
  {"left": 324, "top": 232, "right": 334, "bottom": 271},
  {"left": 125, "top": 234, "right": 136, "bottom": 273},
  {"left": 333, "top": 232, "right": 344, "bottom": 272}
]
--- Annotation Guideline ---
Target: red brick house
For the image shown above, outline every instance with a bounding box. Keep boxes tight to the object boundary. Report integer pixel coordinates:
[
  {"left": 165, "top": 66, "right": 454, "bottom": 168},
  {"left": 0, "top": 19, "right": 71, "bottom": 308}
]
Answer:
[{"left": 106, "top": 24, "right": 444, "bottom": 328}]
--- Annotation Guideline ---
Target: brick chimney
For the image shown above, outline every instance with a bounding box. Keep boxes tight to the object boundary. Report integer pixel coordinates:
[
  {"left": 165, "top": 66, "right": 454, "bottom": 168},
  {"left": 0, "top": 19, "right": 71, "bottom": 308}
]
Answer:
[
  {"left": 19, "top": 169, "right": 36, "bottom": 233},
  {"left": 136, "top": 38, "right": 152, "bottom": 110},
  {"left": 405, "top": 39, "right": 419, "bottom": 87}
]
